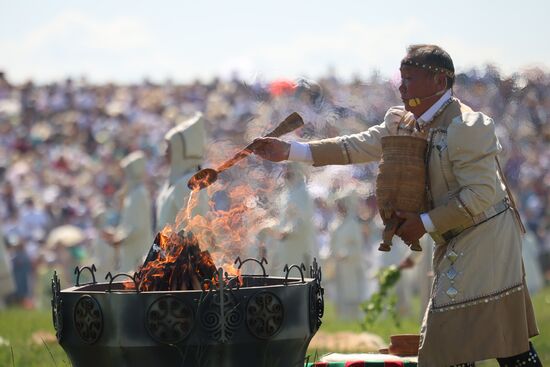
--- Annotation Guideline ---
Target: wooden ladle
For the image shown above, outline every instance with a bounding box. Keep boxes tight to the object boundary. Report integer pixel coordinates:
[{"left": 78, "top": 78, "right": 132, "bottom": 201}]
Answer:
[{"left": 187, "top": 112, "right": 304, "bottom": 190}]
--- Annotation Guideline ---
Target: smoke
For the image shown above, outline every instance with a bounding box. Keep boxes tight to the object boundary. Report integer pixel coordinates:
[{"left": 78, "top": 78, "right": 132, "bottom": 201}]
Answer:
[{"left": 174, "top": 75, "right": 385, "bottom": 272}]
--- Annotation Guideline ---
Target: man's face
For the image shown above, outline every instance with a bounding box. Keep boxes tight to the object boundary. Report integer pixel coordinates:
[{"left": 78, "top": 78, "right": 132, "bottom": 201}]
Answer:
[{"left": 399, "top": 65, "right": 439, "bottom": 112}]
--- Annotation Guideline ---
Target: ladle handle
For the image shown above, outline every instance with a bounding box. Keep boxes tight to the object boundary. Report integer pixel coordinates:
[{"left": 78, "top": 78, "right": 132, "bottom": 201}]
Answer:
[
  {"left": 263, "top": 112, "right": 305, "bottom": 138},
  {"left": 215, "top": 112, "right": 304, "bottom": 172}
]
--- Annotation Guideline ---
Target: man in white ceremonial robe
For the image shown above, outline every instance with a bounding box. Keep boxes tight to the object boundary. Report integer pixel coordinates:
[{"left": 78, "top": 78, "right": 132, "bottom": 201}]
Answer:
[
  {"left": 522, "top": 230, "right": 544, "bottom": 294},
  {"left": 156, "top": 113, "right": 208, "bottom": 233},
  {"left": 0, "top": 226, "right": 15, "bottom": 308},
  {"left": 109, "top": 151, "right": 153, "bottom": 273},
  {"left": 330, "top": 190, "right": 366, "bottom": 320},
  {"left": 92, "top": 208, "right": 117, "bottom": 273},
  {"left": 272, "top": 163, "right": 317, "bottom": 274}
]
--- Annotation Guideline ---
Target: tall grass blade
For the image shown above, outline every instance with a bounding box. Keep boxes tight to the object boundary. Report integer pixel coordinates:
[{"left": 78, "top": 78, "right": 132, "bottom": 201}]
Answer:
[{"left": 41, "top": 337, "right": 58, "bottom": 367}]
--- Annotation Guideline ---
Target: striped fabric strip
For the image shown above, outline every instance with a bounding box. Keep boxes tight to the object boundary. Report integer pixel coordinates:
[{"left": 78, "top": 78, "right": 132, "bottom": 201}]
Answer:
[{"left": 306, "top": 361, "right": 416, "bottom": 366}]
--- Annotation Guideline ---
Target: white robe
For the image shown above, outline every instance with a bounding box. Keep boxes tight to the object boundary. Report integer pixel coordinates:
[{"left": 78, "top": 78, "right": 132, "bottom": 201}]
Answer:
[
  {"left": 115, "top": 152, "right": 153, "bottom": 273},
  {"left": 522, "top": 231, "right": 544, "bottom": 294},
  {"left": 330, "top": 210, "right": 366, "bottom": 320},
  {"left": 156, "top": 113, "right": 208, "bottom": 233},
  {"left": 0, "top": 227, "right": 15, "bottom": 307},
  {"left": 272, "top": 177, "right": 316, "bottom": 274},
  {"left": 118, "top": 185, "right": 153, "bottom": 273},
  {"left": 156, "top": 172, "right": 208, "bottom": 233}
]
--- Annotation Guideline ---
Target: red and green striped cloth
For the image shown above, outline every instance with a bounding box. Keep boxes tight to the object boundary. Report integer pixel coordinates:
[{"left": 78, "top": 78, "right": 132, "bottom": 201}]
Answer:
[
  {"left": 306, "top": 361, "right": 417, "bottom": 367},
  {"left": 305, "top": 353, "right": 417, "bottom": 367}
]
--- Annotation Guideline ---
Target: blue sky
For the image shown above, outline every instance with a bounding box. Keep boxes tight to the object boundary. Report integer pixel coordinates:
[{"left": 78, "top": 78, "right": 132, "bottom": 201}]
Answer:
[{"left": 1, "top": 0, "right": 548, "bottom": 83}]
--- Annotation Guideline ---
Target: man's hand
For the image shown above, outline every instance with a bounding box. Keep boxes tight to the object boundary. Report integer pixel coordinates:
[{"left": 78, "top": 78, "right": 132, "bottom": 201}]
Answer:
[
  {"left": 249, "top": 137, "right": 290, "bottom": 162},
  {"left": 395, "top": 211, "right": 426, "bottom": 245}
]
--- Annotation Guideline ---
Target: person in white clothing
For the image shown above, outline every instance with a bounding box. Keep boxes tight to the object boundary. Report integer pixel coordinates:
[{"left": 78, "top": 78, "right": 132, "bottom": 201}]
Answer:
[
  {"left": 92, "top": 208, "right": 117, "bottom": 273},
  {"left": 106, "top": 151, "right": 153, "bottom": 273},
  {"left": 271, "top": 163, "right": 317, "bottom": 273},
  {"left": 329, "top": 190, "right": 366, "bottom": 320},
  {"left": 0, "top": 226, "right": 15, "bottom": 308},
  {"left": 156, "top": 113, "right": 209, "bottom": 233}
]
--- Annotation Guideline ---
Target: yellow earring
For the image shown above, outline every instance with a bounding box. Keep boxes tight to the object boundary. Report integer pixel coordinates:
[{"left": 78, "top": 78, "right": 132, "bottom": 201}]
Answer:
[{"left": 408, "top": 98, "right": 420, "bottom": 107}]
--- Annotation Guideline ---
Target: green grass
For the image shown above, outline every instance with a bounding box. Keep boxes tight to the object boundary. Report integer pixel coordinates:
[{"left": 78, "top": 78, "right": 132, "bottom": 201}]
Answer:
[
  {"left": 316, "top": 295, "right": 422, "bottom": 336},
  {"left": 0, "top": 308, "right": 69, "bottom": 367},
  {"left": 530, "top": 286, "right": 550, "bottom": 364},
  {"left": 1, "top": 286, "right": 548, "bottom": 366}
]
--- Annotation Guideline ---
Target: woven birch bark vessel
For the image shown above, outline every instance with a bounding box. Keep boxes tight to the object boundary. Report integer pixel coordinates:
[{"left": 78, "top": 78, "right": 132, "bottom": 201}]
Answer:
[{"left": 376, "top": 135, "right": 427, "bottom": 251}]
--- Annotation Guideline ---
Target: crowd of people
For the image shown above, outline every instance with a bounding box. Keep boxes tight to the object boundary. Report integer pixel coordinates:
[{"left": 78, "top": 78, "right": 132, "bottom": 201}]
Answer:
[{"left": 0, "top": 65, "right": 548, "bottom": 314}]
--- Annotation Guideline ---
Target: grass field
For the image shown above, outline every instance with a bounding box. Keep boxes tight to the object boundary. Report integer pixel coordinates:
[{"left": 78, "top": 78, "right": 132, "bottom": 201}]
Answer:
[{"left": 1, "top": 286, "right": 548, "bottom": 366}]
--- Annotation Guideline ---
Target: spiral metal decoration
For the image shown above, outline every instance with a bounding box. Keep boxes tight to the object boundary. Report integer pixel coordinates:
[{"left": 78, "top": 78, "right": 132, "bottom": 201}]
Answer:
[
  {"left": 309, "top": 258, "right": 324, "bottom": 333},
  {"left": 200, "top": 268, "right": 243, "bottom": 343},
  {"left": 246, "top": 291, "right": 284, "bottom": 339},
  {"left": 50, "top": 271, "right": 63, "bottom": 341},
  {"left": 146, "top": 296, "right": 194, "bottom": 344},
  {"left": 74, "top": 295, "right": 103, "bottom": 344}
]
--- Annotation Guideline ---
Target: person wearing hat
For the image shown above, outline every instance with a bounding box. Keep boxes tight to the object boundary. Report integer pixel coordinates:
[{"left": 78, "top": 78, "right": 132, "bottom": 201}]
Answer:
[
  {"left": 105, "top": 151, "right": 153, "bottom": 273},
  {"left": 272, "top": 162, "right": 316, "bottom": 273},
  {"left": 251, "top": 45, "right": 540, "bottom": 366},
  {"left": 156, "top": 113, "right": 209, "bottom": 233},
  {"left": 0, "top": 226, "right": 15, "bottom": 308},
  {"left": 329, "top": 189, "right": 367, "bottom": 321},
  {"left": 91, "top": 207, "right": 117, "bottom": 273}
]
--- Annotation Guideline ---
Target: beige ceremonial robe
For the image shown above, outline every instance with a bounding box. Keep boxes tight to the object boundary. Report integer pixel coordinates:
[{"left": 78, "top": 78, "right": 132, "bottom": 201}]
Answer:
[{"left": 307, "top": 99, "right": 538, "bottom": 366}]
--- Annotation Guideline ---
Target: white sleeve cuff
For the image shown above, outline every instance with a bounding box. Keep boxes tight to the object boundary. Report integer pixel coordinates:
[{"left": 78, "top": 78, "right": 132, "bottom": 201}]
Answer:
[
  {"left": 420, "top": 213, "right": 436, "bottom": 233},
  {"left": 289, "top": 141, "right": 313, "bottom": 163}
]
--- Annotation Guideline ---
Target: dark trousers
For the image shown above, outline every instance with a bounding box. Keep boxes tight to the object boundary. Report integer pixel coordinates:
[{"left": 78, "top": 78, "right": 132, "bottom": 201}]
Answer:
[{"left": 451, "top": 342, "right": 543, "bottom": 367}]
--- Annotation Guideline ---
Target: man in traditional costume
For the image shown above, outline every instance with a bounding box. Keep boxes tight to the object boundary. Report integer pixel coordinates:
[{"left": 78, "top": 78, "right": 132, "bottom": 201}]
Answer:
[
  {"left": 330, "top": 190, "right": 366, "bottom": 320},
  {"left": 156, "top": 113, "right": 209, "bottom": 232},
  {"left": 92, "top": 208, "right": 117, "bottom": 273},
  {"left": 272, "top": 162, "right": 317, "bottom": 272},
  {"left": 106, "top": 151, "right": 153, "bottom": 273},
  {"left": 0, "top": 226, "right": 15, "bottom": 308},
  {"left": 251, "top": 45, "right": 541, "bottom": 366}
]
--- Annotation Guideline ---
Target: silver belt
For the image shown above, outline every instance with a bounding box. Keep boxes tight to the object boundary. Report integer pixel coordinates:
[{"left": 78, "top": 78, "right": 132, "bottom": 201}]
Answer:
[{"left": 436, "top": 198, "right": 511, "bottom": 244}]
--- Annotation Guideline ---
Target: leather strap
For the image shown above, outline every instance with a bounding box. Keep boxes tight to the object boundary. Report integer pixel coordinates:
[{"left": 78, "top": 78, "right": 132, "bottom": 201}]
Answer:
[{"left": 432, "top": 198, "right": 511, "bottom": 244}]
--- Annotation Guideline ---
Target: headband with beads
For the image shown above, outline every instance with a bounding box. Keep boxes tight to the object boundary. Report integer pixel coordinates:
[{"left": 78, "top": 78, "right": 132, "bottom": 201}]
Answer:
[{"left": 401, "top": 59, "right": 455, "bottom": 78}]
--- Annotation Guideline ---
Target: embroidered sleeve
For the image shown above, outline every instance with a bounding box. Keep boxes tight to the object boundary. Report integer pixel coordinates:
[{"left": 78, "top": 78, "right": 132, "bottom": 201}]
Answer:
[{"left": 309, "top": 106, "right": 405, "bottom": 166}]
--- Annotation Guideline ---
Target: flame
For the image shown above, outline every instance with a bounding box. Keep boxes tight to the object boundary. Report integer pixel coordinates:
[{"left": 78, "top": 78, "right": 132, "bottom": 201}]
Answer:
[
  {"left": 134, "top": 180, "right": 274, "bottom": 291},
  {"left": 136, "top": 228, "right": 219, "bottom": 291},
  {"left": 135, "top": 132, "right": 286, "bottom": 291}
]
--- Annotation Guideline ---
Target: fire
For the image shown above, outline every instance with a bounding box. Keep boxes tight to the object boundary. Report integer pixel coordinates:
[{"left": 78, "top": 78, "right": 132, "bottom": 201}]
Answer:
[
  {"left": 129, "top": 109, "right": 308, "bottom": 291},
  {"left": 182, "top": 183, "right": 271, "bottom": 273},
  {"left": 132, "top": 146, "right": 281, "bottom": 291},
  {"left": 134, "top": 229, "right": 217, "bottom": 291}
]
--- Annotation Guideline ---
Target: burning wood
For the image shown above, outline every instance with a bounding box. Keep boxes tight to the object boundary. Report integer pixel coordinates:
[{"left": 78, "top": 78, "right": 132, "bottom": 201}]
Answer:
[{"left": 137, "top": 230, "right": 217, "bottom": 291}]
